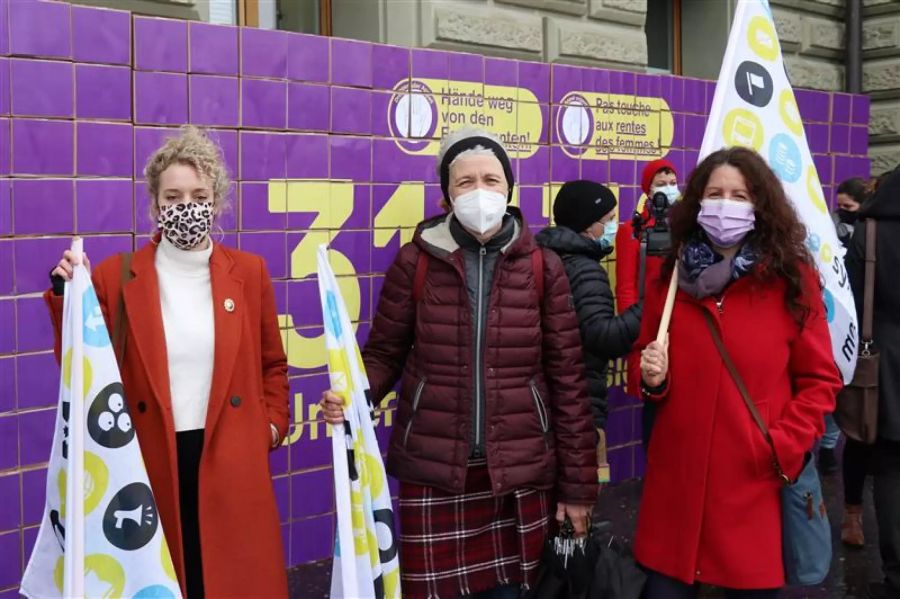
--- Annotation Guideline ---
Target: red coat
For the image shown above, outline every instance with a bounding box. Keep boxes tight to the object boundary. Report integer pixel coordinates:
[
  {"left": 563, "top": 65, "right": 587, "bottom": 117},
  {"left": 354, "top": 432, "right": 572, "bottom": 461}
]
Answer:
[
  {"left": 633, "top": 264, "right": 841, "bottom": 589},
  {"left": 45, "top": 242, "right": 290, "bottom": 598},
  {"left": 365, "top": 214, "right": 598, "bottom": 504},
  {"left": 614, "top": 216, "right": 664, "bottom": 396}
]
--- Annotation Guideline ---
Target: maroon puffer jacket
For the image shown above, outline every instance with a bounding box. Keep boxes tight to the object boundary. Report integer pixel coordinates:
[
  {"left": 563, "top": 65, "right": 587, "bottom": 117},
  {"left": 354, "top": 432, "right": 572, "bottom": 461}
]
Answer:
[{"left": 363, "top": 212, "right": 598, "bottom": 504}]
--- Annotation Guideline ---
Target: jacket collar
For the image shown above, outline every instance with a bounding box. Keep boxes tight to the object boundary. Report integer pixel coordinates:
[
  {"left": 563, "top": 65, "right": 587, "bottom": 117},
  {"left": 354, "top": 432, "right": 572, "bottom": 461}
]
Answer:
[{"left": 415, "top": 206, "right": 535, "bottom": 259}]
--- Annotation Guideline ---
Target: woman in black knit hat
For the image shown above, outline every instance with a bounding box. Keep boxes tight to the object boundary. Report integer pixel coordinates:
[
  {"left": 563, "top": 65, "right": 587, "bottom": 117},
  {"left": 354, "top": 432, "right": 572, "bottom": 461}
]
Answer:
[{"left": 537, "top": 181, "right": 643, "bottom": 475}]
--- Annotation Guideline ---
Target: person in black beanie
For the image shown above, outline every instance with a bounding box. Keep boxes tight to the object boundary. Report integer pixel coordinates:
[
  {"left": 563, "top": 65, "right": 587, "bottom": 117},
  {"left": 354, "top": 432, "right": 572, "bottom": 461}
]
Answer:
[{"left": 537, "top": 180, "right": 643, "bottom": 483}]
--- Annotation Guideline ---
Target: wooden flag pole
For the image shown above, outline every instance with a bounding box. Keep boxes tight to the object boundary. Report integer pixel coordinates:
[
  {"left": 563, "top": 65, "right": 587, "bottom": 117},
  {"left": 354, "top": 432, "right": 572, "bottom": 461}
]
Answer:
[{"left": 656, "top": 264, "right": 679, "bottom": 344}]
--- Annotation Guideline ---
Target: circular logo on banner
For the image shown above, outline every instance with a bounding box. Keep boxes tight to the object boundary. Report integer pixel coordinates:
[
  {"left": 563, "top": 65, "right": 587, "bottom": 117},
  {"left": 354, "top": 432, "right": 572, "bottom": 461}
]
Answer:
[
  {"left": 768, "top": 133, "right": 803, "bottom": 183},
  {"left": 806, "top": 165, "right": 828, "bottom": 214},
  {"left": 59, "top": 452, "right": 110, "bottom": 518},
  {"left": 161, "top": 539, "right": 178, "bottom": 581},
  {"left": 134, "top": 585, "right": 177, "bottom": 599},
  {"left": 373, "top": 508, "right": 399, "bottom": 563},
  {"left": 556, "top": 94, "right": 593, "bottom": 155},
  {"left": 722, "top": 108, "right": 764, "bottom": 151},
  {"left": 820, "top": 242, "right": 834, "bottom": 265},
  {"left": 62, "top": 349, "right": 93, "bottom": 397},
  {"left": 87, "top": 382, "right": 134, "bottom": 449},
  {"left": 779, "top": 89, "right": 804, "bottom": 136},
  {"left": 388, "top": 80, "right": 437, "bottom": 152},
  {"left": 734, "top": 61, "right": 774, "bottom": 108},
  {"left": 806, "top": 232, "right": 821, "bottom": 254},
  {"left": 823, "top": 289, "right": 836, "bottom": 323},
  {"left": 102, "top": 482, "right": 159, "bottom": 550},
  {"left": 82, "top": 289, "right": 111, "bottom": 348},
  {"left": 56, "top": 554, "right": 126, "bottom": 596},
  {"left": 747, "top": 16, "right": 779, "bottom": 61}
]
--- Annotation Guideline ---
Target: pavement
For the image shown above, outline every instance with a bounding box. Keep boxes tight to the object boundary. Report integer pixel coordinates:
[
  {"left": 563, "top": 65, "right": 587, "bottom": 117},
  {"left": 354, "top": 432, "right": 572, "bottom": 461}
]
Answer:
[{"left": 287, "top": 467, "right": 883, "bottom": 598}]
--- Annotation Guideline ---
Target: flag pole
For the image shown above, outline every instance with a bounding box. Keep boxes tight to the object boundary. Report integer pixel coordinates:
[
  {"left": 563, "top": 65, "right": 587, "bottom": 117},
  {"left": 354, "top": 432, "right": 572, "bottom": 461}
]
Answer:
[
  {"left": 64, "top": 237, "right": 85, "bottom": 598},
  {"left": 656, "top": 265, "right": 678, "bottom": 344}
]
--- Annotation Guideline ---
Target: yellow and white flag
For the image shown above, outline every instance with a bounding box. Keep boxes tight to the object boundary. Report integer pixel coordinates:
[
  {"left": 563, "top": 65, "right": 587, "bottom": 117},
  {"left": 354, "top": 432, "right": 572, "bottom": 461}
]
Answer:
[
  {"left": 317, "top": 244, "right": 401, "bottom": 599},
  {"left": 21, "top": 239, "right": 181, "bottom": 599},
  {"left": 701, "top": 0, "right": 858, "bottom": 382}
]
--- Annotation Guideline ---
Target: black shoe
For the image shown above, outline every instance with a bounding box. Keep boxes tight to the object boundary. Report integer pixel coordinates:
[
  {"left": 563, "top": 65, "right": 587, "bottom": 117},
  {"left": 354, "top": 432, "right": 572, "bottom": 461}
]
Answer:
[{"left": 818, "top": 447, "right": 838, "bottom": 475}]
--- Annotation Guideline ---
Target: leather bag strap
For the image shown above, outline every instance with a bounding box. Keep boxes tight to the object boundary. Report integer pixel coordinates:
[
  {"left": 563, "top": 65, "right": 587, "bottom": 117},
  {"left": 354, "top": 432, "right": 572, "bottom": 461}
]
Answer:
[
  {"left": 861, "top": 219, "right": 876, "bottom": 345},
  {"left": 702, "top": 310, "right": 789, "bottom": 484}
]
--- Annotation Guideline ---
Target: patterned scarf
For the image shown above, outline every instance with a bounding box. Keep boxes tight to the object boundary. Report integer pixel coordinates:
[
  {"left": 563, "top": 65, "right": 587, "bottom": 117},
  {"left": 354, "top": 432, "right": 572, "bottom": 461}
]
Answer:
[{"left": 678, "top": 237, "right": 758, "bottom": 299}]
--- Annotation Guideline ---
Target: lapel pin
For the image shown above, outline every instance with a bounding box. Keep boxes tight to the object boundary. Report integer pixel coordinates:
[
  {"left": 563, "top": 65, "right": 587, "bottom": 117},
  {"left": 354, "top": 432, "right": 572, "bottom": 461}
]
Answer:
[{"left": 224, "top": 298, "right": 235, "bottom": 312}]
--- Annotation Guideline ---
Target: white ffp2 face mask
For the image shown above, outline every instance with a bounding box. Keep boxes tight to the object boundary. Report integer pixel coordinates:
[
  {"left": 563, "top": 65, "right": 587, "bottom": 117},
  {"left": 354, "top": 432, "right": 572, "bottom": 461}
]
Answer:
[{"left": 452, "top": 188, "right": 507, "bottom": 235}]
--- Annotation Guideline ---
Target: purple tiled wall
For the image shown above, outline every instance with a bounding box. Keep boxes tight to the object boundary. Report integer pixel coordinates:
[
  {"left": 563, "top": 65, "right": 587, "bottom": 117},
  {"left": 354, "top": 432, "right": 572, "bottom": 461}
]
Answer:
[{"left": 0, "top": 0, "right": 871, "bottom": 583}]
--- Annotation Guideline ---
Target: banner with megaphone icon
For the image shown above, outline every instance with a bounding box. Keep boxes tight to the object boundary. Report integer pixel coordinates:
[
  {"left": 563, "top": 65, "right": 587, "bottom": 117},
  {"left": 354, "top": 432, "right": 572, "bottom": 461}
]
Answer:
[{"left": 21, "top": 239, "right": 181, "bottom": 599}]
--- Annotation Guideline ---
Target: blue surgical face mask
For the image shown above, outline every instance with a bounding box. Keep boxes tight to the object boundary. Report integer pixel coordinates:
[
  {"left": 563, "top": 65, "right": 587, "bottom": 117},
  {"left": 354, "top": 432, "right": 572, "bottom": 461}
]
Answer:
[
  {"left": 597, "top": 220, "right": 618, "bottom": 250},
  {"left": 652, "top": 184, "right": 680, "bottom": 205}
]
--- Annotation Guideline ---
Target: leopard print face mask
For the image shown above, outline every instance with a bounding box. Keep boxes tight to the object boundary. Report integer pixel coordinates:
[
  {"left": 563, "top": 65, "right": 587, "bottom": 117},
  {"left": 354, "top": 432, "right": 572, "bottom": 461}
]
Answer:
[{"left": 157, "top": 202, "right": 213, "bottom": 250}]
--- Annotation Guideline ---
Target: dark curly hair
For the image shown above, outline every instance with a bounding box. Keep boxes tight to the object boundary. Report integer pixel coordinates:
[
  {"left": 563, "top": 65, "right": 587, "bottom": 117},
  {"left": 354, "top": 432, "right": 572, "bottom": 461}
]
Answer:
[{"left": 663, "top": 147, "right": 815, "bottom": 326}]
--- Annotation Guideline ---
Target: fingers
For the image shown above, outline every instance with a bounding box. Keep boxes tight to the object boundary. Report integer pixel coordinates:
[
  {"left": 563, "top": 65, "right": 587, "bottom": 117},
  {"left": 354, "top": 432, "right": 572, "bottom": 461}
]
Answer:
[
  {"left": 555, "top": 502, "right": 566, "bottom": 523},
  {"left": 319, "top": 390, "right": 345, "bottom": 425},
  {"left": 572, "top": 512, "right": 588, "bottom": 537}
]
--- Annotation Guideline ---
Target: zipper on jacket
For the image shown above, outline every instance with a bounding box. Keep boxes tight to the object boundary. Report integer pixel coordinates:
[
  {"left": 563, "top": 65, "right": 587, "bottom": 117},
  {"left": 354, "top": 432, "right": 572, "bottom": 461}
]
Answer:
[
  {"left": 403, "top": 377, "right": 427, "bottom": 447},
  {"left": 715, "top": 294, "right": 725, "bottom": 314},
  {"left": 530, "top": 380, "right": 550, "bottom": 447},
  {"left": 474, "top": 246, "right": 487, "bottom": 457}
]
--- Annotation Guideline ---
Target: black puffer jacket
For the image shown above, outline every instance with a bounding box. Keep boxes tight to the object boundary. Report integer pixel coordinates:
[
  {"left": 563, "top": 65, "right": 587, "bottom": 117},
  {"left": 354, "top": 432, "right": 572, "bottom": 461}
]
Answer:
[
  {"left": 848, "top": 168, "right": 900, "bottom": 441},
  {"left": 536, "top": 226, "right": 642, "bottom": 428}
]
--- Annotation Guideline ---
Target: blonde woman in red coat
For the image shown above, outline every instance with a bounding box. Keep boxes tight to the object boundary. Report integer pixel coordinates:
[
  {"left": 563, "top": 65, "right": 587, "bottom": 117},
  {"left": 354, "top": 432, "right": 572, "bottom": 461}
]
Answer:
[
  {"left": 46, "top": 127, "right": 290, "bottom": 598},
  {"left": 636, "top": 147, "right": 842, "bottom": 598}
]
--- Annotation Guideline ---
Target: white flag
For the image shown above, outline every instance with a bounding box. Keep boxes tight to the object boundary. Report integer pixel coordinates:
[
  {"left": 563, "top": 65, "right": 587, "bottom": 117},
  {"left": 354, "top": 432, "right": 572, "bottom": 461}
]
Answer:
[
  {"left": 21, "top": 239, "right": 182, "bottom": 599},
  {"left": 700, "top": 0, "right": 859, "bottom": 383},
  {"left": 317, "top": 244, "right": 401, "bottom": 599}
]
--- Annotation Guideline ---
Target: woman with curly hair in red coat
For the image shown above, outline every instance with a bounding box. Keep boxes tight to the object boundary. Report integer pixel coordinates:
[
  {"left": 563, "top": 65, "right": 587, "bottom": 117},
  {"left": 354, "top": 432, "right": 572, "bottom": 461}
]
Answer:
[{"left": 637, "top": 147, "right": 842, "bottom": 597}]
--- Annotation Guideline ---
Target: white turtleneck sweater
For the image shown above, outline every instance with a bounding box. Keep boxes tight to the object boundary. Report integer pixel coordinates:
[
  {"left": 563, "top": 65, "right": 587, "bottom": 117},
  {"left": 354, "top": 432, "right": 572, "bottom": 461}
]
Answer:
[{"left": 155, "top": 235, "right": 215, "bottom": 432}]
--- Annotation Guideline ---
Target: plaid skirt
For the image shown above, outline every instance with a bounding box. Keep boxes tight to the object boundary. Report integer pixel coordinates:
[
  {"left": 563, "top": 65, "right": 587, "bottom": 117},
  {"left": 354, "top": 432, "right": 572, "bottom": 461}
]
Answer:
[{"left": 398, "top": 459, "right": 551, "bottom": 599}]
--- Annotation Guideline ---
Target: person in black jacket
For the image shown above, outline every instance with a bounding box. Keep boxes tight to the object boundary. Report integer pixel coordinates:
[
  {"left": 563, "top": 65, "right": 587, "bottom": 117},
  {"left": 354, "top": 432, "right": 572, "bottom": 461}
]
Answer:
[
  {"left": 536, "top": 180, "right": 643, "bottom": 436},
  {"left": 846, "top": 165, "right": 900, "bottom": 599}
]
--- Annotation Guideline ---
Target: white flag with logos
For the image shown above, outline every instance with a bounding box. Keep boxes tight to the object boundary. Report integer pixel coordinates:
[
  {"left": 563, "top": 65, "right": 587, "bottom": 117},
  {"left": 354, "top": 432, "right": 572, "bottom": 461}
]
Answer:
[
  {"left": 21, "top": 239, "right": 182, "bottom": 599},
  {"left": 700, "top": 0, "right": 858, "bottom": 382},
  {"left": 317, "top": 244, "right": 401, "bottom": 599}
]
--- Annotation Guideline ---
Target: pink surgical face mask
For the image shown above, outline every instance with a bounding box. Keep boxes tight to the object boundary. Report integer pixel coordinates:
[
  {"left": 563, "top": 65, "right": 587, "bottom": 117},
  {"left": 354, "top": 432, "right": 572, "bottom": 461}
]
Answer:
[{"left": 697, "top": 198, "right": 755, "bottom": 248}]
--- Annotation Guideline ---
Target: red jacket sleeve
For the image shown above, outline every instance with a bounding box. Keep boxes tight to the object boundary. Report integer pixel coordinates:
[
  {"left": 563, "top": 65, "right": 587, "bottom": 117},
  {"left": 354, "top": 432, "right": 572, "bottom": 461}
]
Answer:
[
  {"left": 769, "top": 265, "right": 842, "bottom": 480},
  {"left": 539, "top": 249, "right": 599, "bottom": 504},
  {"left": 362, "top": 243, "right": 418, "bottom": 403},
  {"left": 258, "top": 258, "right": 290, "bottom": 444},
  {"left": 615, "top": 223, "right": 640, "bottom": 313}
]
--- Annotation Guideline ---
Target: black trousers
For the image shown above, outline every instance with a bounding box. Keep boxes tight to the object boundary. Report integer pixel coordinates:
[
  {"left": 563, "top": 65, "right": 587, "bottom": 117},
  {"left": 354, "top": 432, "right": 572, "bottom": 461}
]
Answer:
[
  {"left": 643, "top": 570, "right": 780, "bottom": 599},
  {"left": 177, "top": 429, "right": 205, "bottom": 599},
  {"left": 843, "top": 437, "right": 875, "bottom": 506},
  {"left": 874, "top": 439, "right": 900, "bottom": 594}
]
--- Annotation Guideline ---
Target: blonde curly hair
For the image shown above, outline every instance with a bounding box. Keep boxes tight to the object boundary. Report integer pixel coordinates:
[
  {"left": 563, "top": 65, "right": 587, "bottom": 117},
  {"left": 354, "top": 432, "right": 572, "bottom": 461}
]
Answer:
[{"left": 144, "top": 126, "right": 231, "bottom": 221}]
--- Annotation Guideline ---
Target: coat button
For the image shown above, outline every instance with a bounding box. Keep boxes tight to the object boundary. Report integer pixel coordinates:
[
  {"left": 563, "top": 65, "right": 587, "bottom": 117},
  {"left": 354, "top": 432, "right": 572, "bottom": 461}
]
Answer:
[
  {"left": 230, "top": 396, "right": 241, "bottom": 407},
  {"left": 137, "top": 401, "right": 147, "bottom": 413},
  {"left": 488, "top": 368, "right": 495, "bottom": 375}
]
